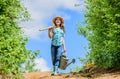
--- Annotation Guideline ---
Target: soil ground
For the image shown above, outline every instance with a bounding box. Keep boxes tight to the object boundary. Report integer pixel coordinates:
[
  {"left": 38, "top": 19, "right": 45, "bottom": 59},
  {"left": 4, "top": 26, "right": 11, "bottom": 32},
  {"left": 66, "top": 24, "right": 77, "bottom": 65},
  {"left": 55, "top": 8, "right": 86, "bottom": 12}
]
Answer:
[
  {"left": 23, "top": 71, "right": 120, "bottom": 79},
  {"left": 1, "top": 68, "right": 120, "bottom": 79}
]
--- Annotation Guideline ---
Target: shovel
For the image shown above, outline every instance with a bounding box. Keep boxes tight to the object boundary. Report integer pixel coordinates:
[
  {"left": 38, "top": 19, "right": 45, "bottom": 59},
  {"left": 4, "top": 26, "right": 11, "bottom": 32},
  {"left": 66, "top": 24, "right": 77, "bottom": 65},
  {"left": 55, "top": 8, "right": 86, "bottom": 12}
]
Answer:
[{"left": 39, "top": 26, "right": 53, "bottom": 31}]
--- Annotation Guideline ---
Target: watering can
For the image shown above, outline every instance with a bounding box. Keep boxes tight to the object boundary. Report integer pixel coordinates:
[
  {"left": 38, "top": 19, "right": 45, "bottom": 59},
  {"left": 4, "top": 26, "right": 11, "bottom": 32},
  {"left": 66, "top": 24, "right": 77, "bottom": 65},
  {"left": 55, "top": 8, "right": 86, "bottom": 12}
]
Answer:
[{"left": 59, "top": 54, "right": 75, "bottom": 70}]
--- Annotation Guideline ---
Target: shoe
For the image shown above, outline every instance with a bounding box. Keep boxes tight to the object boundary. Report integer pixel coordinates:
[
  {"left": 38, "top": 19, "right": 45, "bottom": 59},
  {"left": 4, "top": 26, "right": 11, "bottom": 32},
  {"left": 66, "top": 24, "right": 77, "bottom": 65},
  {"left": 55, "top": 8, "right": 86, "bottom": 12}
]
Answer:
[
  {"left": 51, "top": 71, "right": 58, "bottom": 76},
  {"left": 51, "top": 66, "right": 58, "bottom": 76},
  {"left": 51, "top": 73, "right": 55, "bottom": 76}
]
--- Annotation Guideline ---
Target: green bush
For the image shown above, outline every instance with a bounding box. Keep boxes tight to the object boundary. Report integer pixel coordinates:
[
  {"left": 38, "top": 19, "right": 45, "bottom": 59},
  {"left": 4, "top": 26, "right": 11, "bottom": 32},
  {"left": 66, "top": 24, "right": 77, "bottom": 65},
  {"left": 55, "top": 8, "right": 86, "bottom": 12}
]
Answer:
[
  {"left": 78, "top": 0, "right": 120, "bottom": 69},
  {"left": 0, "top": 0, "right": 39, "bottom": 78}
]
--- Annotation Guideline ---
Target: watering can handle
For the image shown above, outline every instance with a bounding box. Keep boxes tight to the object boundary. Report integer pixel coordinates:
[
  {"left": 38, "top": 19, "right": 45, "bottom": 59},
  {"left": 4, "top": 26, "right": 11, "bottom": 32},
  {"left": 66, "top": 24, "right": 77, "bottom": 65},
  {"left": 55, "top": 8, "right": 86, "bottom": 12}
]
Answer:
[{"left": 61, "top": 52, "right": 68, "bottom": 56}]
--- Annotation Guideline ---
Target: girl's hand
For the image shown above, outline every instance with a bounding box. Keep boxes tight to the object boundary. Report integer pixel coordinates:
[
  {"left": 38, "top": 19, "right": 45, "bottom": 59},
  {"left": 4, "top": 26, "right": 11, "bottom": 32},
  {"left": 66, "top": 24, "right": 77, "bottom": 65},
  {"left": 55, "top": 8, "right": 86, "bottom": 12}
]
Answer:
[{"left": 63, "top": 47, "right": 66, "bottom": 53}]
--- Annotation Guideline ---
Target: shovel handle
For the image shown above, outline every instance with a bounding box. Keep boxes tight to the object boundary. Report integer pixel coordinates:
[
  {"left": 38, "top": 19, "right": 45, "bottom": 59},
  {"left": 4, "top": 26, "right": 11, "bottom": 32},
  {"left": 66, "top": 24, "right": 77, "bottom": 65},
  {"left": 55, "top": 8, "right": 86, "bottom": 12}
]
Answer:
[{"left": 39, "top": 26, "right": 53, "bottom": 31}]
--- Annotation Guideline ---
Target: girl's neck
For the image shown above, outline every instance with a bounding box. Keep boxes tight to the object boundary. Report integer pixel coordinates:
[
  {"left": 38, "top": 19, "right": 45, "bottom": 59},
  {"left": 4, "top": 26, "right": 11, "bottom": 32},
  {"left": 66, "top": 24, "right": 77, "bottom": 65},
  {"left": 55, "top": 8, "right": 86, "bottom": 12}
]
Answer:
[{"left": 56, "top": 25, "right": 60, "bottom": 28}]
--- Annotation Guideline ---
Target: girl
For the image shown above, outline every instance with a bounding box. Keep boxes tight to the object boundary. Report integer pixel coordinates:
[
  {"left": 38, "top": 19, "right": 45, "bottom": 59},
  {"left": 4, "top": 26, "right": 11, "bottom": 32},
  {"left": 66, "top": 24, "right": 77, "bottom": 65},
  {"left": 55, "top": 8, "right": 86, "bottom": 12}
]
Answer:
[{"left": 48, "top": 16, "right": 66, "bottom": 75}]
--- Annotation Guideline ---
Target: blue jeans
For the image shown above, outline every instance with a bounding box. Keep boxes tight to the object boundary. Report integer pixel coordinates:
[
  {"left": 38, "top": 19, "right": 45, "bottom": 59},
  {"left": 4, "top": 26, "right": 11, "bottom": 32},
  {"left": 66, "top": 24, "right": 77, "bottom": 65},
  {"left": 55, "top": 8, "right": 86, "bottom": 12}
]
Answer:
[{"left": 51, "top": 45, "right": 62, "bottom": 67}]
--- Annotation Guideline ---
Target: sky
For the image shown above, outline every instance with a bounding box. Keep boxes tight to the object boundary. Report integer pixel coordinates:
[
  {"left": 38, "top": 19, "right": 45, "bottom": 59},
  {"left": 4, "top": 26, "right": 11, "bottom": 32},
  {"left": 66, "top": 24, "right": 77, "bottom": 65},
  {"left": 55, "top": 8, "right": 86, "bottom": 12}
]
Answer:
[{"left": 20, "top": 0, "right": 89, "bottom": 73}]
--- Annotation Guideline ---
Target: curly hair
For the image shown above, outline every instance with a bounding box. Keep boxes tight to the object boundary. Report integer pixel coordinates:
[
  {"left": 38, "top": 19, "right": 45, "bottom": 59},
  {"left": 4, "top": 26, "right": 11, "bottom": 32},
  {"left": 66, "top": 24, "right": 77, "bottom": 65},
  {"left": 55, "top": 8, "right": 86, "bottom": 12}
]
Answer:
[{"left": 52, "top": 16, "right": 65, "bottom": 33}]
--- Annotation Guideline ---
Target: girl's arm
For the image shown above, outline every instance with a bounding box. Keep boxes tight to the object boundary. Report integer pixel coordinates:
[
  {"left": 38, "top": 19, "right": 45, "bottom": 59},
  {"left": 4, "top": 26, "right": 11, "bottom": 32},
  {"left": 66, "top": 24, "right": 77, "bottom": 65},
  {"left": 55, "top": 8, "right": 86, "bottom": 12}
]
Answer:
[
  {"left": 62, "top": 37, "right": 66, "bottom": 53},
  {"left": 48, "top": 26, "right": 53, "bottom": 38}
]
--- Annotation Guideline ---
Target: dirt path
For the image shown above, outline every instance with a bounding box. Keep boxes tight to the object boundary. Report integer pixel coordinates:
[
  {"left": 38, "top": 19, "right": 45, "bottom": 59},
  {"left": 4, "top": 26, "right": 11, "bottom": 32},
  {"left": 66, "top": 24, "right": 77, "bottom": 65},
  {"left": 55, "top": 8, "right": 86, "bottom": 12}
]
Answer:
[
  {"left": 23, "top": 72, "right": 87, "bottom": 79},
  {"left": 23, "top": 71, "right": 120, "bottom": 79}
]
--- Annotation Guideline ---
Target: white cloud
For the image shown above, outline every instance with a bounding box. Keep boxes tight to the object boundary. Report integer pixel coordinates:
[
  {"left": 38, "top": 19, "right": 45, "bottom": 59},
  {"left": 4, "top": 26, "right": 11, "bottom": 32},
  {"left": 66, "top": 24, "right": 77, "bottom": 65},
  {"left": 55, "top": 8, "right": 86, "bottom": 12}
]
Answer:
[
  {"left": 21, "top": 58, "right": 50, "bottom": 72},
  {"left": 20, "top": 0, "right": 86, "bottom": 39},
  {"left": 34, "top": 58, "right": 50, "bottom": 72}
]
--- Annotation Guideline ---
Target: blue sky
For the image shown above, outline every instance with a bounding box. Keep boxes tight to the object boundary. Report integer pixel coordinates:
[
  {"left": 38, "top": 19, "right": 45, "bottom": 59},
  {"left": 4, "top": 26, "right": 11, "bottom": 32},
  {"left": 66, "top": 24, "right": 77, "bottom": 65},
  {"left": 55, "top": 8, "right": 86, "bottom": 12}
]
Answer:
[{"left": 20, "top": 0, "right": 88, "bottom": 73}]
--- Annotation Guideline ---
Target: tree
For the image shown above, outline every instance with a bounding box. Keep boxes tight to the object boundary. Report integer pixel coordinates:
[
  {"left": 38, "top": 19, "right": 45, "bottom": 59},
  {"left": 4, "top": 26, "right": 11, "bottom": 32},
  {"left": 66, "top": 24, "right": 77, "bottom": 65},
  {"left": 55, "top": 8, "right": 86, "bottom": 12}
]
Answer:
[
  {"left": 0, "top": 0, "right": 39, "bottom": 78},
  {"left": 21, "top": 50, "right": 41, "bottom": 73},
  {"left": 78, "top": 0, "right": 120, "bottom": 69}
]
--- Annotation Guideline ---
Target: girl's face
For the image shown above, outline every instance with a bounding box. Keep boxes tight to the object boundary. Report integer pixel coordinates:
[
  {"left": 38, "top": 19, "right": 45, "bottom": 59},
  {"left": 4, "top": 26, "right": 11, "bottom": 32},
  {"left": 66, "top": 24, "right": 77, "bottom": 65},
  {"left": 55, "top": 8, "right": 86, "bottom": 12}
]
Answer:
[{"left": 55, "top": 18, "right": 61, "bottom": 26}]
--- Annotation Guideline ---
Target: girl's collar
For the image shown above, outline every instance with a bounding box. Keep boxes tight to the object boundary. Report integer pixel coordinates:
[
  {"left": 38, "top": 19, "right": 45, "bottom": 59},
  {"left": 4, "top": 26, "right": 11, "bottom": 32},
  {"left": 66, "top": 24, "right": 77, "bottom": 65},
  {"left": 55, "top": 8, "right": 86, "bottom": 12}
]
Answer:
[{"left": 54, "top": 26, "right": 62, "bottom": 28}]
